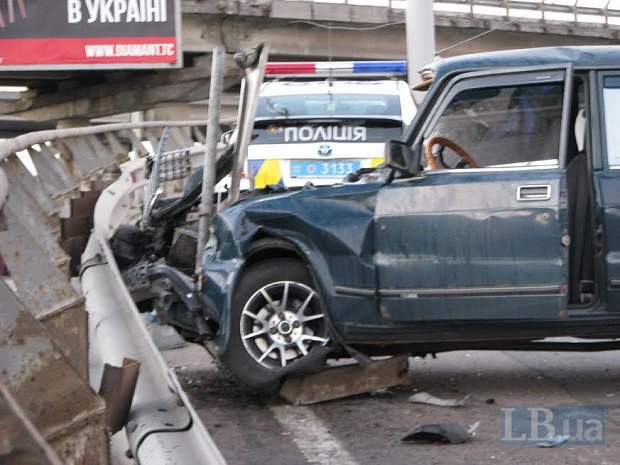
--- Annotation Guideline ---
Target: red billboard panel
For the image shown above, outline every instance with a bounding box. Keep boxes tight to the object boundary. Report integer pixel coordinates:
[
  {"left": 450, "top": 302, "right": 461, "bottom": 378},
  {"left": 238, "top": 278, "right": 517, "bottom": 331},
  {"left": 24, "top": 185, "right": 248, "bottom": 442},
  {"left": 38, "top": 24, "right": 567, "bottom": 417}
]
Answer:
[{"left": 0, "top": 0, "right": 181, "bottom": 70}]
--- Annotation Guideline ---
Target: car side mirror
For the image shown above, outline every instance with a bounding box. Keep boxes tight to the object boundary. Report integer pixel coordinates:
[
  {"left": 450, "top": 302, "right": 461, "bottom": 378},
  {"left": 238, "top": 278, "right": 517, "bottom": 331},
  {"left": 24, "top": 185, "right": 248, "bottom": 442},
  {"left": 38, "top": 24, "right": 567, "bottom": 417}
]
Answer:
[{"left": 385, "top": 140, "right": 417, "bottom": 177}]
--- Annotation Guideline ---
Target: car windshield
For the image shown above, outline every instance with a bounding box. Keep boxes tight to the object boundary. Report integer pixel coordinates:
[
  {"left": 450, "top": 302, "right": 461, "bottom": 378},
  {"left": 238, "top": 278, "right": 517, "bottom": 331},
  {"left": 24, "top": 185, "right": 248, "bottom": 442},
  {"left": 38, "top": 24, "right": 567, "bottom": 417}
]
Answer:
[{"left": 255, "top": 93, "right": 402, "bottom": 119}]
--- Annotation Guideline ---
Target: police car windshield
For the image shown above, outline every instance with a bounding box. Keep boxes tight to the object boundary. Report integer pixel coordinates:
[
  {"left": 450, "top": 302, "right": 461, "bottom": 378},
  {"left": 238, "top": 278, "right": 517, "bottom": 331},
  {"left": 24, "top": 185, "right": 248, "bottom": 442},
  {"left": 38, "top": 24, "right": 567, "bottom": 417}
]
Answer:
[{"left": 256, "top": 93, "right": 401, "bottom": 119}]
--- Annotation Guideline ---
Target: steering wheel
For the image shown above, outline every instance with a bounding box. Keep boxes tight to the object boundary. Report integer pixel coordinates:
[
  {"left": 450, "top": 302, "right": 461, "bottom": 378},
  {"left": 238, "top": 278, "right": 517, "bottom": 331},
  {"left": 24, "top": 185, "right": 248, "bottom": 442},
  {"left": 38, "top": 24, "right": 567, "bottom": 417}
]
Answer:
[{"left": 424, "top": 136, "right": 479, "bottom": 170}]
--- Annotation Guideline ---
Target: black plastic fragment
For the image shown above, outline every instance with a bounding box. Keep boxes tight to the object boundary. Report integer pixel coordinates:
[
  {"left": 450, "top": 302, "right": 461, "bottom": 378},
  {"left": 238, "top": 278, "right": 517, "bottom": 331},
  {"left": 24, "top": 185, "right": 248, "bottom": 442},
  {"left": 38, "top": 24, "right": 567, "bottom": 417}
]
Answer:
[{"left": 401, "top": 423, "right": 473, "bottom": 444}]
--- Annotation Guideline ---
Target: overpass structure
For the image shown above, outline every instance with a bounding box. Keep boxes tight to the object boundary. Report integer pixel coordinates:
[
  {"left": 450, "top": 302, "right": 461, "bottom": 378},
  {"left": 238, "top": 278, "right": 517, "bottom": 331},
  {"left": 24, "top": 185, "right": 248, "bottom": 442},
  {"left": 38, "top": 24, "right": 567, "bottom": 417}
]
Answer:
[{"left": 0, "top": 0, "right": 619, "bottom": 129}]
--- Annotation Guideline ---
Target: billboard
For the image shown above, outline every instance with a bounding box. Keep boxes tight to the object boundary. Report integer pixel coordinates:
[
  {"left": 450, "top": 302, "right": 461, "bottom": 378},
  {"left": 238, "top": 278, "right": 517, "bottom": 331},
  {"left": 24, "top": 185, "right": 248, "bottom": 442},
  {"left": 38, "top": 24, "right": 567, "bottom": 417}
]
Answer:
[{"left": 0, "top": 0, "right": 181, "bottom": 70}]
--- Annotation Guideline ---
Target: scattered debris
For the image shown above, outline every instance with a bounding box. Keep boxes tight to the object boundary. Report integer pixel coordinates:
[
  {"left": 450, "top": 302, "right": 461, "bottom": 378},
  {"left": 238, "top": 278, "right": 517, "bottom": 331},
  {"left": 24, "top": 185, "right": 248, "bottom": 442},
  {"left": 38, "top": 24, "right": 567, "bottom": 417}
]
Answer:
[
  {"left": 467, "top": 421, "right": 480, "bottom": 436},
  {"left": 401, "top": 423, "right": 474, "bottom": 444},
  {"left": 280, "top": 355, "right": 408, "bottom": 405},
  {"left": 408, "top": 391, "right": 469, "bottom": 408},
  {"left": 537, "top": 434, "right": 569, "bottom": 448},
  {"left": 369, "top": 388, "right": 393, "bottom": 397}
]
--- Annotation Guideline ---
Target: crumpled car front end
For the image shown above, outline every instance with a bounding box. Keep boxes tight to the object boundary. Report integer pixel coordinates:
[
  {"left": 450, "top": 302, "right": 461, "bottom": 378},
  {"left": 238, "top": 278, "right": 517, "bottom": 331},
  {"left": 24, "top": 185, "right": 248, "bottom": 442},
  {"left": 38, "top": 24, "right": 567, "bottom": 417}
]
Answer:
[{"left": 199, "top": 182, "right": 383, "bottom": 388}]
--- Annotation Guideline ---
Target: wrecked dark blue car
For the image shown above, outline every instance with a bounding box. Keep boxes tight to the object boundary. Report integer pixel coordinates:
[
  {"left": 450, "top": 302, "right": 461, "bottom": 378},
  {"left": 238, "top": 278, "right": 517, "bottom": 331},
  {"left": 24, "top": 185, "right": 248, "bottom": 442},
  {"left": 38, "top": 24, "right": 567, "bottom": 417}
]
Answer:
[
  {"left": 200, "top": 46, "right": 620, "bottom": 388},
  {"left": 118, "top": 46, "right": 620, "bottom": 389}
]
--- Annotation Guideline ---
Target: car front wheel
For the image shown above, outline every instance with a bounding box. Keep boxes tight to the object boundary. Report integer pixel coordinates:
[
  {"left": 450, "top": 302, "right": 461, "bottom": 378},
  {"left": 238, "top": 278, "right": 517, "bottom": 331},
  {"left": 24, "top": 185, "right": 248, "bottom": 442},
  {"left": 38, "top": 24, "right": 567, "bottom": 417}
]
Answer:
[{"left": 220, "top": 258, "right": 330, "bottom": 389}]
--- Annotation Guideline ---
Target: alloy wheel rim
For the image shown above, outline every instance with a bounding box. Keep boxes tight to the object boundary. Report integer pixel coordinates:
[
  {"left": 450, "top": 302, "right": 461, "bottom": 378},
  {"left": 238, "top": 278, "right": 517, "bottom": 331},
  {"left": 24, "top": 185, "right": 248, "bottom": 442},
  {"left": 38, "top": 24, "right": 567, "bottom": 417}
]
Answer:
[{"left": 240, "top": 281, "right": 329, "bottom": 369}]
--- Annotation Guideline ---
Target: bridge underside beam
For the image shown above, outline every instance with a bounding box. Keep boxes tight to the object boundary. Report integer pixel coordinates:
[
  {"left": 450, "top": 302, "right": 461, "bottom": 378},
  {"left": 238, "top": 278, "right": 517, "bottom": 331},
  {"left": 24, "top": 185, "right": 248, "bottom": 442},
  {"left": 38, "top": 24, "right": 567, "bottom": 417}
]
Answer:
[
  {"left": 184, "top": 14, "right": 616, "bottom": 61},
  {"left": 183, "top": 0, "right": 620, "bottom": 42},
  {"left": 0, "top": 56, "right": 243, "bottom": 123},
  {"left": 1, "top": 1, "right": 617, "bottom": 123}
]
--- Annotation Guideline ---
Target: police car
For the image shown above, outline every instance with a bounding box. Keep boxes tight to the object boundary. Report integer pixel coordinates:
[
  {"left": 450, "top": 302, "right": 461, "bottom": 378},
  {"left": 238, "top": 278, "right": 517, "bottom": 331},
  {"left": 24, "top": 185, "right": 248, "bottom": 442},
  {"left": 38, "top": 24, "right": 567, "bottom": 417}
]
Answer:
[{"left": 246, "top": 60, "right": 416, "bottom": 188}]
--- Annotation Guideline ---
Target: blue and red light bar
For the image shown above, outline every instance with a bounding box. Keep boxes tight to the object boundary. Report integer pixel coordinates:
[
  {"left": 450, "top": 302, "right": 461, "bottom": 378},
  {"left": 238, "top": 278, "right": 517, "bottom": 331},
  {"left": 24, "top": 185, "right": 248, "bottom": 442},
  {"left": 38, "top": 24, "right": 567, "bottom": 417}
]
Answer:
[{"left": 264, "top": 60, "right": 407, "bottom": 78}]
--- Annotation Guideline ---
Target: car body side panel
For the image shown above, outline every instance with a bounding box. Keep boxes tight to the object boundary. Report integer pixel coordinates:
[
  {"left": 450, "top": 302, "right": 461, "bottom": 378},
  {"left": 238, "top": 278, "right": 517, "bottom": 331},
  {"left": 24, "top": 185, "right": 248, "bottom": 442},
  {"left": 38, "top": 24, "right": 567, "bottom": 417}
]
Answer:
[
  {"left": 596, "top": 171, "right": 620, "bottom": 311},
  {"left": 374, "top": 169, "right": 569, "bottom": 322}
]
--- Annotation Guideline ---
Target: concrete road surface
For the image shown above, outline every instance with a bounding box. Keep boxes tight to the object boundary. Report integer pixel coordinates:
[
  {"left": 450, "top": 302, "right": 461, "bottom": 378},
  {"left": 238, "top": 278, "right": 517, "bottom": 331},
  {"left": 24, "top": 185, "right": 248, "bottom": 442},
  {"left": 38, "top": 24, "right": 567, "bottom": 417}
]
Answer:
[{"left": 163, "top": 343, "right": 620, "bottom": 465}]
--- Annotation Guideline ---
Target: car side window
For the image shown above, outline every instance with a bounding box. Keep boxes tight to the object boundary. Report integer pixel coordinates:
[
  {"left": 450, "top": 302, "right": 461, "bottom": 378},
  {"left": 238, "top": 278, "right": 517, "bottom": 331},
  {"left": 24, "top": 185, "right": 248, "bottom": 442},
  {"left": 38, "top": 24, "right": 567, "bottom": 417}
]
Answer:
[
  {"left": 603, "top": 76, "right": 620, "bottom": 168},
  {"left": 424, "top": 82, "right": 564, "bottom": 169}
]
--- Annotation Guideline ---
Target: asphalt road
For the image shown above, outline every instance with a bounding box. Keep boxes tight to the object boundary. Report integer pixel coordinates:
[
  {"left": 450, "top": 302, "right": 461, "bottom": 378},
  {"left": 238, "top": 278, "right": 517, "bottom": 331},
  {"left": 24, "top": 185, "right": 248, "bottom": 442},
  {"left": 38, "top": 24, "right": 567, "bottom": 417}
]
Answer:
[{"left": 164, "top": 344, "right": 620, "bottom": 465}]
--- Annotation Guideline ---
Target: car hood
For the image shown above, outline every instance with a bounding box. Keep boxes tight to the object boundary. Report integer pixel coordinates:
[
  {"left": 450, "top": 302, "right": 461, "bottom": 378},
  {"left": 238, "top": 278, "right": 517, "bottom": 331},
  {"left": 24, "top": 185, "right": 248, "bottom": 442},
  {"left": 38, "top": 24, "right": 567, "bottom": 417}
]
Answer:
[{"left": 212, "top": 181, "right": 383, "bottom": 260}]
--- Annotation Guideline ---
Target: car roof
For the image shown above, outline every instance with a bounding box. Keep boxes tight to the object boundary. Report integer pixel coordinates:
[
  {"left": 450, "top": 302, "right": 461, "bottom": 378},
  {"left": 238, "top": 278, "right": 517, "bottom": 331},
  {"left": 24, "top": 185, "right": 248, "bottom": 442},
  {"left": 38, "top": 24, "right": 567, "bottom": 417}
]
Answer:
[
  {"left": 432, "top": 45, "right": 620, "bottom": 85},
  {"left": 259, "top": 79, "right": 407, "bottom": 97}
]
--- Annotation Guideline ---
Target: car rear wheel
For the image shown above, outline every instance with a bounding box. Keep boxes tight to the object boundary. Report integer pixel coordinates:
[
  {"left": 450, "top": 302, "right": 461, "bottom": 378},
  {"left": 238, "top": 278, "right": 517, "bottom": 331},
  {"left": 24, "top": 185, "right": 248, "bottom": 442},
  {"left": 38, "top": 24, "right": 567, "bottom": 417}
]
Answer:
[{"left": 220, "top": 258, "right": 330, "bottom": 389}]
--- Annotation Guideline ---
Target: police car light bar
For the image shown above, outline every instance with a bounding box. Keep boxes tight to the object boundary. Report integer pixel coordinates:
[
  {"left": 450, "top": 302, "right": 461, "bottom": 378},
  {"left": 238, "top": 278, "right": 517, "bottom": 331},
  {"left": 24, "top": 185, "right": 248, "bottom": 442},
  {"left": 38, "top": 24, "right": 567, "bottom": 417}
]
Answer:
[{"left": 264, "top": 60, "right": 407, "bottom": 78}]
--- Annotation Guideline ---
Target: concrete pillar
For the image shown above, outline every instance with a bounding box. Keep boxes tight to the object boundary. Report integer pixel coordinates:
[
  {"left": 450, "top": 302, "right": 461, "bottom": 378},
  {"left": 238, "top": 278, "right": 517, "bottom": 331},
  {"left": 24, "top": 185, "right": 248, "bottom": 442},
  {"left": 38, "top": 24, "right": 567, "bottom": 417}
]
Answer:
[
  {"left": 145, "top": 103, "right": 195, "bottom": 149},
  {"left": 406, "top": 0, "right": 436, "bottom": 104},
  {"left": 144, "top": 102, "right": 192, "bottom": 121}
]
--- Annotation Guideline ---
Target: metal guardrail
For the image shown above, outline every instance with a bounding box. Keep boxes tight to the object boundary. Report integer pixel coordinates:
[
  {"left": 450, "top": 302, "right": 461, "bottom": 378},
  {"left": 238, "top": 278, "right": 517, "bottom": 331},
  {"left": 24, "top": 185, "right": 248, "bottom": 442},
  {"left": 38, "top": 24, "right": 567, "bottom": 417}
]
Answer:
[
  {"left": 0, "top": 121, "right": 207, "bottom": 272},
  {"left": 283, "top": 0, "right": 620, "bottom": 28},
  {"left": 0, "top": 120, "right": 208, "bottom": 162},
  {"left": 0, "top": 120, "right": 210, "bottom": 464},
  {"left": 433, "top": 0, "right": 620, "bottom": 26},
  {"left": 83, "top": 157, "right": 226, "bottom": 464}
]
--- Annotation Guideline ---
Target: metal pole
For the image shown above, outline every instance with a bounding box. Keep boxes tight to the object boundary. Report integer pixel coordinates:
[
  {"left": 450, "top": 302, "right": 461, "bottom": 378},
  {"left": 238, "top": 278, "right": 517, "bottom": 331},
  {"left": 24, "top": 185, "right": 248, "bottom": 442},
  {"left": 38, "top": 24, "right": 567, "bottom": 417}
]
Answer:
[
  {"left": 130, "top": 111, "right": 144, "bottom": 160},
  {"left": 196, "top": 45, "right": 226, "bottom": 277},
  {"left": 228, "top": 77, "right": 247, "bottom": 202},
  {"left": 406, "top": 0, "right": 436, "bottom": 104},
  {"left": 228, "top": 44, "right": 269, "bottom": 203},
  {"left": 142, "top": 127, "right": 170, "bottom": 229}
]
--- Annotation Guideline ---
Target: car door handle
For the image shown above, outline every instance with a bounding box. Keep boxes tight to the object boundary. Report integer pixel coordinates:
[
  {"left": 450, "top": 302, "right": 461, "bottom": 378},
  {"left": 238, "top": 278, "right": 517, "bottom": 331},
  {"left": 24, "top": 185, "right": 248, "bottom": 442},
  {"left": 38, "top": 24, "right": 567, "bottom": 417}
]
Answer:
[{"left": 516, "top": 185, "right": 551, "bottom": 201}]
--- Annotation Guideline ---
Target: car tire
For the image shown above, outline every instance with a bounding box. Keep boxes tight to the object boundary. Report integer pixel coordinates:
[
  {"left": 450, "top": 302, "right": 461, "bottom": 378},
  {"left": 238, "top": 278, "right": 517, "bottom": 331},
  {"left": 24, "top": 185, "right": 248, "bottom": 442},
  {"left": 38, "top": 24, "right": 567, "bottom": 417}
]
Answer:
[{"left": 220, "top": 258, "right": 330, "bottom": 390}]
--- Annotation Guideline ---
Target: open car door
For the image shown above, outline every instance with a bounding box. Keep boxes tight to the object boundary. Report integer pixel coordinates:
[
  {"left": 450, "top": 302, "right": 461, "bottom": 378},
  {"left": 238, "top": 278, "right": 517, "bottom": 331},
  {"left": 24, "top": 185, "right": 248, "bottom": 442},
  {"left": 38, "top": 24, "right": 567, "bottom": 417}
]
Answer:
[{"left": 375, "top": 66, "right": 575, "bottom": 323}]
